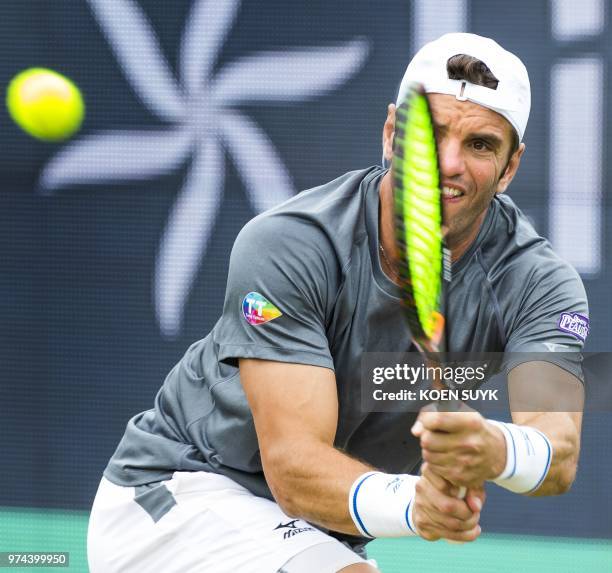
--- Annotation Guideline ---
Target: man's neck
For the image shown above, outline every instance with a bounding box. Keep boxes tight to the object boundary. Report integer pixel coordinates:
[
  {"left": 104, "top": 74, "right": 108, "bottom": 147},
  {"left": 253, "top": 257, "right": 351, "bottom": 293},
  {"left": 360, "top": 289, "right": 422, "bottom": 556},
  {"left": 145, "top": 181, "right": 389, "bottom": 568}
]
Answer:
[{"left": 444, "top": 210, "right": 488, "bottom": 263}]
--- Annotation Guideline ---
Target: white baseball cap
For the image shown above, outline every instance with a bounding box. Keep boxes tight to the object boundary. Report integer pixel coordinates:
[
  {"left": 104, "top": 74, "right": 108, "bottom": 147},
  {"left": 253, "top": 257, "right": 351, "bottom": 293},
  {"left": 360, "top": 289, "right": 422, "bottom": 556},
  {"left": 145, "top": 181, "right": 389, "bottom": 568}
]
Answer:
[{"left": 397, "top": 33, "right": 531, "bottom": 141}]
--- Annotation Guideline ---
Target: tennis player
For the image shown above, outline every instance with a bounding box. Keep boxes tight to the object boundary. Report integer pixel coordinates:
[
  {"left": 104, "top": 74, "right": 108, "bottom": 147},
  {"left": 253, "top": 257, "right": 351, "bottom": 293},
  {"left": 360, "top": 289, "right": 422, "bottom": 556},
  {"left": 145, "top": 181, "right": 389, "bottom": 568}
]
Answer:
[{"left": 88, "top": 33, "right": 587, "bottom": 572}]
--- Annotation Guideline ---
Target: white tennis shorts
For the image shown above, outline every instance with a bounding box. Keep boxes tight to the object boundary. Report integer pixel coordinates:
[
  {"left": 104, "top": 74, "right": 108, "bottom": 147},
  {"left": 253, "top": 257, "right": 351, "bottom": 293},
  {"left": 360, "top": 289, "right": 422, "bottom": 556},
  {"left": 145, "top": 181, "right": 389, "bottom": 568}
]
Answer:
[{"left": 87, "top": 471, "right": 375, "bottom": 572}]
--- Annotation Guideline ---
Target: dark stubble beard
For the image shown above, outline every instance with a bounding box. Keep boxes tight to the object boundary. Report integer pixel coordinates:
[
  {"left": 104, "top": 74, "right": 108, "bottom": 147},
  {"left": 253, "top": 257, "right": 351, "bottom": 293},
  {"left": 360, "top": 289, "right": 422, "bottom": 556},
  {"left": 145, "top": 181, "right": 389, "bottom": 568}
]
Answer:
[{"left": 444, "top": 160, "right": 510, "bottom": 251}]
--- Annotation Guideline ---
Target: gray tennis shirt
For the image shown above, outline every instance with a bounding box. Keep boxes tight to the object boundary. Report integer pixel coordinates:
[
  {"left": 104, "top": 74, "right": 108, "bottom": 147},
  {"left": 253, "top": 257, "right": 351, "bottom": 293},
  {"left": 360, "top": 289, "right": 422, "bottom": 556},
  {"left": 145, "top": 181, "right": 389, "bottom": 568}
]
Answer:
[{"left": 105, "top": 165, "right": 588, "bottom": 502}]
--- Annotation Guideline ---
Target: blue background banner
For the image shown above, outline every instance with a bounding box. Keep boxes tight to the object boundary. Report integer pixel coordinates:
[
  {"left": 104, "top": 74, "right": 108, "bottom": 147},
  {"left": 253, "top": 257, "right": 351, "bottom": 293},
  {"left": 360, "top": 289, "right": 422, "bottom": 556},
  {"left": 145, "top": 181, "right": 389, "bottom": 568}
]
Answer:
[{"left": 0, "top": 0, "right": 610, "bottom": 540}]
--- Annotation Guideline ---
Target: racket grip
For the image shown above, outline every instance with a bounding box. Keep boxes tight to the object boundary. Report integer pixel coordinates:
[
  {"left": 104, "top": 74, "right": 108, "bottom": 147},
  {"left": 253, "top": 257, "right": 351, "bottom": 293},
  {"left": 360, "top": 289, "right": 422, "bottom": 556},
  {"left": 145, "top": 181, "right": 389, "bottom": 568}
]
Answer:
[
  {"left": 432, "top": 402, "right": 470, "bottom": 543},
  {"left": 445, "top": 486, "right": 468, "bottom": 544}
]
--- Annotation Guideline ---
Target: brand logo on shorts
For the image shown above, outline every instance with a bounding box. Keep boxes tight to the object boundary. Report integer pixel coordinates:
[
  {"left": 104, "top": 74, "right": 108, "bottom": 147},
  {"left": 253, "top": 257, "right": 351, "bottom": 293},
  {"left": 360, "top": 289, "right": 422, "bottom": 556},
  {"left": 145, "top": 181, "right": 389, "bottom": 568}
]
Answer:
[
  {"left": 274, "top": 519, "right": 315, "bottom": 539},
  {"left": 557, "top": 312, "right": 589, "bottom": 342},
  {"left": 242, "top": 292, "right": 282, "bottom": 326}
]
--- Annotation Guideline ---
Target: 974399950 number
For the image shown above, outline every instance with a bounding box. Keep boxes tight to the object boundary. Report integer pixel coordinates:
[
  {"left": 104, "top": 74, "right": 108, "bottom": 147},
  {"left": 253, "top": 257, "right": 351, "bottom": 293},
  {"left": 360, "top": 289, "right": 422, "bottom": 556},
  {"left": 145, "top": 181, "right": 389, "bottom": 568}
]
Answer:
[{"left": 0, "top": 552, "right": 69, "bottom": 568}]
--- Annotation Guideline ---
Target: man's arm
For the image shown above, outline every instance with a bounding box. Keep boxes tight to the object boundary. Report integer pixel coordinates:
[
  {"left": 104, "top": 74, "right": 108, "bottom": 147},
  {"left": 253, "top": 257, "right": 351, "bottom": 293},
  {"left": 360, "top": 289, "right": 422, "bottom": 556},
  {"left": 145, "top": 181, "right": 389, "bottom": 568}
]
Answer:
[
  {"left": 507, "top": 361, "right": 583, "bottom": 495},
  {"left": 240, "top": 358, "right": 366, "bottom": 534},
  {"left": 413, "top": 361, "right": 584, "bottom": 496},
  {"left": 240, "top": 358, "right": 483, "bottom": 540}
]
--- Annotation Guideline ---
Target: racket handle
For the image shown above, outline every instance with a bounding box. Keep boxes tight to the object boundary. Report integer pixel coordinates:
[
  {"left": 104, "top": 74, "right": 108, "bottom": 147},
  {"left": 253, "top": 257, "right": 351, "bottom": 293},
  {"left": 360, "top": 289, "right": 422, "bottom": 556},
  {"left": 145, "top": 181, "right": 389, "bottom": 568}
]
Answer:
[
  {"left": 432, "top": 402, "right": 470, "bottom": 543},
  {"left": 445, "top": 486, "right": 468, "bottom": 544}
]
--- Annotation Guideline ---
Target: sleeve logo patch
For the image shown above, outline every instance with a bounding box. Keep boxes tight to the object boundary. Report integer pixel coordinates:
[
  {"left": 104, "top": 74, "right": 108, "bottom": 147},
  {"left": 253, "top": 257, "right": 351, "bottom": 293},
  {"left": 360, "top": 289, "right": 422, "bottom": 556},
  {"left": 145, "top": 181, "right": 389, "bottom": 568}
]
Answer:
[
  {"left": 242, "top": 292, "right": 282, "bottom": 326},
  {"left": 557, "top": 312, "right": 589, "bottom": 341}
]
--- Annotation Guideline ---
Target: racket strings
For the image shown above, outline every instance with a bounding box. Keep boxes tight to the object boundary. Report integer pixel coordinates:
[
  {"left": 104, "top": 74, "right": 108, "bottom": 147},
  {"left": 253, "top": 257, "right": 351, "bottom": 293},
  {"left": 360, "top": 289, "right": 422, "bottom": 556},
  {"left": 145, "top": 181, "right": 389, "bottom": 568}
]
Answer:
[{"left": 392, "top": 87, "right": 444, "bottom": 341}]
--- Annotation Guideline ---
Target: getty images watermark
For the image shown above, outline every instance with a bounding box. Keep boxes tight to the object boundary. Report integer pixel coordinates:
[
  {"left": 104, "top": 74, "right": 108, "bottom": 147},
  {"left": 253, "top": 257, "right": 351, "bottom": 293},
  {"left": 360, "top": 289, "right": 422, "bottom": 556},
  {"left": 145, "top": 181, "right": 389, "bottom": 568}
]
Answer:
[
  {"left": 371, "top": 361, "right": 493, "bottom": 403},
  {"left": 361, "top": 352, "right": 610, "bottom": 413}
]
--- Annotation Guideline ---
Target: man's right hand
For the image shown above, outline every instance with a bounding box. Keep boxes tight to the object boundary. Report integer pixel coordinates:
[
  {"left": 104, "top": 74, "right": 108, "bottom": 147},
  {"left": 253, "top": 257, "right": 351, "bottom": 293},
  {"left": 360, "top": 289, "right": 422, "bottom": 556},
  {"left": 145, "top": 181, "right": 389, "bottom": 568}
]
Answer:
[{"left": 412, "top": 462, "right": 485, "bottom": 542}]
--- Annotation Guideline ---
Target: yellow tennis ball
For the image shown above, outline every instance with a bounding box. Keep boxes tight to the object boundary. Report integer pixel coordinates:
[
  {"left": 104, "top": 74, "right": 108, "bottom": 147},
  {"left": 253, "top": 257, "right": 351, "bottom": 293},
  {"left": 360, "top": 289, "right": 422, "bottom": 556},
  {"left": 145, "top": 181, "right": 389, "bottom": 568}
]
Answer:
[{"left": 6, "top": 68, "right": 84, "bottom": 142}]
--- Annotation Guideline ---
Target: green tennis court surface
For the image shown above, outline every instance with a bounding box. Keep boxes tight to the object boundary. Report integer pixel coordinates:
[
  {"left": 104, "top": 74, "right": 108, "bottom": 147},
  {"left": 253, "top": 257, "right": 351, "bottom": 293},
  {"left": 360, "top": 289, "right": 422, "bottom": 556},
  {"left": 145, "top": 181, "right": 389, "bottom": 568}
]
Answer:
[{"left": 1, "top": 506, "right": 610, "bottom": 572}]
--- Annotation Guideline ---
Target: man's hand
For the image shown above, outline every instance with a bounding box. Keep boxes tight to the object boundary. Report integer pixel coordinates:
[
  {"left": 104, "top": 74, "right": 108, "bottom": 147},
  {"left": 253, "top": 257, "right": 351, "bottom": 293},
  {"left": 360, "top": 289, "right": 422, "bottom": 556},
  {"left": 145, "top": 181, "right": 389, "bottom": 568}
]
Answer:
[
  {"left": 412, "top": 410, "right": 506, "bottom": 489},
  {"left": 413, "top": 463, "right": 485, "bottom": 542}
]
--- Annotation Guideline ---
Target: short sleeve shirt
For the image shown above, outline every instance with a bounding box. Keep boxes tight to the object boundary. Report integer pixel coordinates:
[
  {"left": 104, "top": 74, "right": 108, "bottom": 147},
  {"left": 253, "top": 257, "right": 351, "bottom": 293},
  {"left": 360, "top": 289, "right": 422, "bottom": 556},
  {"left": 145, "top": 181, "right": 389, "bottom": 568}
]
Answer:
[{"left": 105, "top": 166, "right": 588, "bottom": 503}]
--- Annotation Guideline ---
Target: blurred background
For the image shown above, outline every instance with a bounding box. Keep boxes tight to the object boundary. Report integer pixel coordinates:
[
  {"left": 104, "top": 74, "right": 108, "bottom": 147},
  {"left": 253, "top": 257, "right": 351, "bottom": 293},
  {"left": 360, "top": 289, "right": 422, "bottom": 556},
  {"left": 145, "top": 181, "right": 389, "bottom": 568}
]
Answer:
[{"left": 0, "top": 1, "right": 610, "bottom": 571}]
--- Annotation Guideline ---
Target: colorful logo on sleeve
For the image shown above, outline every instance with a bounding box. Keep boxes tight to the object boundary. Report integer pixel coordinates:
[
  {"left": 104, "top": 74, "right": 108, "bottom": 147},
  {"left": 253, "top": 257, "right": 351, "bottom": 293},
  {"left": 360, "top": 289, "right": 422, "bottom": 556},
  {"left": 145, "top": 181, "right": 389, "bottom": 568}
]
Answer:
[
  {"left": 242, "top": 292, "right": 282, "bottom": 326},
  {"left": 557, "top": 312, "right": 589, "bottom": 342}
]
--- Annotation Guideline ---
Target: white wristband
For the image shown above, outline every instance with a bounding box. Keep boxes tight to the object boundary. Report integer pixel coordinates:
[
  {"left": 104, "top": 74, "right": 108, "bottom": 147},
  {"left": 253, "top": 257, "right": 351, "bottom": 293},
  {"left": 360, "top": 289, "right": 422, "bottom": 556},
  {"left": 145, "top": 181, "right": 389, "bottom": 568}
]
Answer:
[
  {"left": 488, "top": 420, "right": 553, "bottom": 494},
  {"left": 348, "top": 471, "right": 419, "bottom": 538}
]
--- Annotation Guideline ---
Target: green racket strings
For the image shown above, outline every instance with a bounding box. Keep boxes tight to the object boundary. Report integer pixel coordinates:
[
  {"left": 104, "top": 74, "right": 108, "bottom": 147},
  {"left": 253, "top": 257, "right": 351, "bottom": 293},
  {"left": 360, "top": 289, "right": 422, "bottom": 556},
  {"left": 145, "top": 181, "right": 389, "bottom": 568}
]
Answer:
[{"left": 393, "top": 88, "right": 444, "bottom": 342}]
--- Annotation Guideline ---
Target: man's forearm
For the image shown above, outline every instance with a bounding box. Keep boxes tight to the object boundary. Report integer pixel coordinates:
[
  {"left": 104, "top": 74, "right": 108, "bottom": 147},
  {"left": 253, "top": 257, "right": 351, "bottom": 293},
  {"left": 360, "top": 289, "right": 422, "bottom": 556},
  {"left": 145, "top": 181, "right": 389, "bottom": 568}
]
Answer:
[
  {"left": 511, "top": 411, "right": 581, "bottom": 496},
  {"left": 505, "top": 361, "right": 584, "bottom": 495},
  {"left": 263, "top": 438, "right": 373, "bottom": 534},
  {"left": 264, "top": 438, "right": 483, "bottom": 542}
]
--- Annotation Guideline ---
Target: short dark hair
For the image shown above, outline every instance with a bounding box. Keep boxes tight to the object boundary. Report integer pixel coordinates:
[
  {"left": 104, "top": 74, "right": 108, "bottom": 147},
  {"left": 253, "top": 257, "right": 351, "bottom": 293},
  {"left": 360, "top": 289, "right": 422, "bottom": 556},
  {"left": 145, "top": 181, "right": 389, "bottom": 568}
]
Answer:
[
  {"left": 447, "top": 53, "right": 500, "bottom": 89},
  {"left": 446, "top": 53, "right": 519, "bottom": 157}
]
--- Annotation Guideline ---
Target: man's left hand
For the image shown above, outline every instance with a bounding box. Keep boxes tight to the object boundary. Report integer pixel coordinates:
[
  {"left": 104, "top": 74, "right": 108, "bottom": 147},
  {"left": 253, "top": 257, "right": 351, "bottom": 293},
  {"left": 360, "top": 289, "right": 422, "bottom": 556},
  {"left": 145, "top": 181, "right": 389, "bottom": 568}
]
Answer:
[{"left": 412, "top": 409, "right": 507, "bottom": 489}]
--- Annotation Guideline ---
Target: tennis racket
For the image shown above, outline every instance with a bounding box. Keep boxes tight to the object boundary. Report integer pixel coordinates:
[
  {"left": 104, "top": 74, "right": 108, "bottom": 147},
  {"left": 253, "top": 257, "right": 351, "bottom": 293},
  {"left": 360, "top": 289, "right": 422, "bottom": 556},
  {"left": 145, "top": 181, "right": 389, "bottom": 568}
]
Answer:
[{"left": 392, "top": 83, "right": 467, "bottom": 504}]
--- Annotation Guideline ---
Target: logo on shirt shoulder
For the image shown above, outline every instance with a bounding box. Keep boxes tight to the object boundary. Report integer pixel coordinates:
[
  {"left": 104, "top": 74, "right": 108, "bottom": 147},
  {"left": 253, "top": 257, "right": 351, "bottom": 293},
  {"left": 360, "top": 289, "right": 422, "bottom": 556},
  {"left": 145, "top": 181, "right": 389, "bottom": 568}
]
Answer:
[
  {"left": 242, "top": 292, "right": 282, "bottom": 326},
  {"left": 557, "top": 312, "right": 589, "bottom": 342}
]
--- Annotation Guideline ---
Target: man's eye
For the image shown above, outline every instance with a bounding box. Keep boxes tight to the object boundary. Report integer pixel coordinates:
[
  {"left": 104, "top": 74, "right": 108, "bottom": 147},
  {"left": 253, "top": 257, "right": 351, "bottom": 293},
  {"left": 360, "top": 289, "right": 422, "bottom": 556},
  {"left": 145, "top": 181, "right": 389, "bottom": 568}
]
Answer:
[{"left": 472, "top": 139, "right": 489, "bottom": 151}]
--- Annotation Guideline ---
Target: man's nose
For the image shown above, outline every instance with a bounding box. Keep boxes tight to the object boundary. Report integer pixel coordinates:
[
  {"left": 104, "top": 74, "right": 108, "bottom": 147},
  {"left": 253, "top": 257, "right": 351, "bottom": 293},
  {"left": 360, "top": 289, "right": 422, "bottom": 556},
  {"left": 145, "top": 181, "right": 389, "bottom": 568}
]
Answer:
[{"left": 438, "top": 138, "right": 465, "bottom": 179}]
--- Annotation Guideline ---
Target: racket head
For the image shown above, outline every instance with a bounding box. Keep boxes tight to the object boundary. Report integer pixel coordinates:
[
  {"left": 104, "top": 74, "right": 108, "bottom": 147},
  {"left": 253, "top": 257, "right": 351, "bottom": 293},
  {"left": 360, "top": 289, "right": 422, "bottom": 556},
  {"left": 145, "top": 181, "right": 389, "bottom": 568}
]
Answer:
[{"left": 392, "top": 82, "right": 446, "bottom": 349}]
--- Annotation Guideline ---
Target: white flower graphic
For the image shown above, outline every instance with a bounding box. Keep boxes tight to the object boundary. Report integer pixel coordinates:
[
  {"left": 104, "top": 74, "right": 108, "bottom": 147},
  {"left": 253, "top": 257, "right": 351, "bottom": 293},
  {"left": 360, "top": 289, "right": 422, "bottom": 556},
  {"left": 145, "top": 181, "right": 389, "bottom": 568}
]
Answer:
[{"left": 39, "top": 0, "right": 369, "bottom": 337}]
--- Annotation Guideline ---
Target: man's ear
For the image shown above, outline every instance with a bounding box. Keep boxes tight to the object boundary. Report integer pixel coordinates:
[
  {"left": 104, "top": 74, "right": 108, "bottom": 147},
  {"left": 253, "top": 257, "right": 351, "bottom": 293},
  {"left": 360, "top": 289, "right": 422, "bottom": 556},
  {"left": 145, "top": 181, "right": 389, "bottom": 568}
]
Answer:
[
  {"left": 382, "top": 104, "right": 396, "bottom": 163},
  {"left": 497, "top": 142, "right": 525, "bottom": 194}
]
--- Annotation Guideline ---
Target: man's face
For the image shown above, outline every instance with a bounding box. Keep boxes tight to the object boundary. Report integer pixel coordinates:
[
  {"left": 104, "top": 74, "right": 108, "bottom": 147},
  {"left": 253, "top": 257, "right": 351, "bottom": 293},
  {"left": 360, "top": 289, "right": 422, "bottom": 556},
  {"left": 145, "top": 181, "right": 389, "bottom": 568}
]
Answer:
[{"left": 427, "top": 93, "right": 522, "bottom": 251}]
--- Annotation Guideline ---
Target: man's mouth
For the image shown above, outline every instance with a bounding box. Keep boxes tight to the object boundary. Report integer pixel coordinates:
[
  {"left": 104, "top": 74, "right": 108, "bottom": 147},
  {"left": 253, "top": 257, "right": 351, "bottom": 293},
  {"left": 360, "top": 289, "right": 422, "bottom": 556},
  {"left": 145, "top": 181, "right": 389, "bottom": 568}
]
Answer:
[{"left": 442, "top": 186, "right": 465, "bottom": 202}]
